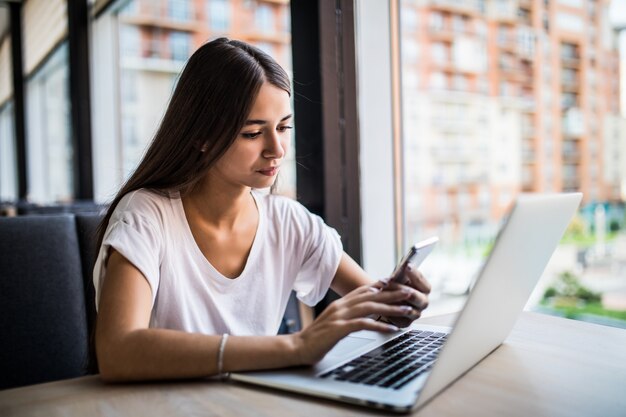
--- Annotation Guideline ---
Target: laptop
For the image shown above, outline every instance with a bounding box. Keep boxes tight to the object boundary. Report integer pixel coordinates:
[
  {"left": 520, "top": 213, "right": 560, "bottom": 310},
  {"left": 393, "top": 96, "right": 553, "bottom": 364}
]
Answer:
[{"left": 231, "top": 193, "right": 583, "bottom": 412}]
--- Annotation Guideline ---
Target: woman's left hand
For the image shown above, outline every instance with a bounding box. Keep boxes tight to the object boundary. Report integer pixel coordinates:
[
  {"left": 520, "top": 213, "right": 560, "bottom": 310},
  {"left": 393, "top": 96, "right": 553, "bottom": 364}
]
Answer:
[{"left": 374, "top": 265, "right": 431, "bottom": 328}]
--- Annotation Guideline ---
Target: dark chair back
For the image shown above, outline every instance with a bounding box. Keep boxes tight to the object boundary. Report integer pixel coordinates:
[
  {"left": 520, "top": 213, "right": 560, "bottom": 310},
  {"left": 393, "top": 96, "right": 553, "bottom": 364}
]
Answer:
[
  {"left": 75, "top": 214, "right": 104, "bottom": 374},
  {"left": 0, "top": 215, "right": 90, "bottom": 389},
  {"left": 75, "top": 214, "right": 102, "bottom": 338}
]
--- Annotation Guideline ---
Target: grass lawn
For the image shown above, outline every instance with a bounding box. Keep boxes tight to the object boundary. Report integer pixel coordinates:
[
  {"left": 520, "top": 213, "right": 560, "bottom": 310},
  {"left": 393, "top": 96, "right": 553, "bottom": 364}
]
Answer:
[{"left": 540, "top": 301, "right": 626, "bottom": 321}]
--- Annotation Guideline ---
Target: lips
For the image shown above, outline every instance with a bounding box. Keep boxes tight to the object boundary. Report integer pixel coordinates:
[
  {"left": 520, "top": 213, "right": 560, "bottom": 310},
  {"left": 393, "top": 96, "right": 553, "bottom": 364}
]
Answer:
[{"left": 257, "top": 166, "right": 280, "bottom": 176}]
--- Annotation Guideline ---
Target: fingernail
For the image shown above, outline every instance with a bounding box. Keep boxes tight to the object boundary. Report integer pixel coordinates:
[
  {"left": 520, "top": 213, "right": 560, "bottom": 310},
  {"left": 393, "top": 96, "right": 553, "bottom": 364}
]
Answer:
[
  {"left": 387, "top": 324, "right": 399, "bottom": 332},
  {"left": 369, "top": 287, "right": 380, "bottom": 293},
  {"left": 400, "top": 305, "right": 413, "bottom": 312},
  {"left": 406, "top": 265, "right": 412, "bottom": 271}
]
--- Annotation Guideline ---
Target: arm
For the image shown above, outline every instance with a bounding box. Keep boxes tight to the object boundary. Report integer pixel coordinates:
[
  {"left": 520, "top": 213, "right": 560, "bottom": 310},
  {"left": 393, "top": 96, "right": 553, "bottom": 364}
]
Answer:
[
  {"left": 96, "top": 251, "right": 414, "bottom": 381},
  {"left": 96, "top": 250, "right": 301, "bottom": 381}
]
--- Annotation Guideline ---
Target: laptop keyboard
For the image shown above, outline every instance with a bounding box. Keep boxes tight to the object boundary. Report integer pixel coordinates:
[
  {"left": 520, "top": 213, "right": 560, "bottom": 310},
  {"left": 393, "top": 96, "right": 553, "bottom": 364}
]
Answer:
[{"left": 319, "top": 330, "right": 447, "bottom": 390}]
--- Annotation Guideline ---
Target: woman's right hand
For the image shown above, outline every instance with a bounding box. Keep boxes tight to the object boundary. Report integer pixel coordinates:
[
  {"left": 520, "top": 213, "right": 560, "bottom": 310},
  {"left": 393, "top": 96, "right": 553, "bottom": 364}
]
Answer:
[{"left": 290, "top": 284, "right": 416, "bottom": 365}]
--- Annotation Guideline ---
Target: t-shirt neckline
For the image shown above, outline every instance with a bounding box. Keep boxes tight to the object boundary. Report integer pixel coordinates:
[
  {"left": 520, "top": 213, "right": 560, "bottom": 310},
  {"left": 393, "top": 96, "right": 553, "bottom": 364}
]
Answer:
[{"left": 172, "top": 189, "right": 264, "bottom": 285}]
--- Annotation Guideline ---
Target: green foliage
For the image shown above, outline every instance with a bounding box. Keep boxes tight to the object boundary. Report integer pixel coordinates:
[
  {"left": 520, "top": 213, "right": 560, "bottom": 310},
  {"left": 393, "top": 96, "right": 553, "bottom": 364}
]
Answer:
[
  {"left": 542, "top": 271, "right": 601, "bottom": 304},
  {"left": 609, "top": 219, "right": 620, "bottom": 233},
  {"left": 543, "top": 287, "right": 557, "bottom": 299}
]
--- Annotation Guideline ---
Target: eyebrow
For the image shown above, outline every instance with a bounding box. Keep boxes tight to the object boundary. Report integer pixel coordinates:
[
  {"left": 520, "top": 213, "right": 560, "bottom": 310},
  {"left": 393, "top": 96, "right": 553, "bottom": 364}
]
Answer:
[{"left": 244, "top": 114, "right": 293, "bottom": 126}]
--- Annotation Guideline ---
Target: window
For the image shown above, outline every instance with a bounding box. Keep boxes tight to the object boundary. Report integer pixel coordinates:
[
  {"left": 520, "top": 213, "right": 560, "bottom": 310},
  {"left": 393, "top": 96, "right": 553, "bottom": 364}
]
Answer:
[
  {"left": 0, "top": 101, "right": 17, "bottom": 201},
  {"left": 356, "top": 0, "right": 626, "bottom": 324},
  {"left": 119, "top": 25, "right": 140, "bottom": 58},
  {"left": 429, "top": 11, "right": 444, "bottom": 31},
  {"left": 26, "top": 43, "right": 72, "bottom": 203},
  {"left": 452, "top": 15, "right": 465, "bottom": 33},
  {"left": 255, "top": 4, "right": 274, "bottom": 33},
  {"left": 401, "top": 6, "right": 418, "bottom": 32},
  {"left": 453, "top": 74, "right": 467, "bottom": 91},
  {"left": 556, "top": 12, "right": 584, "bottom": 33},
  {"left": 208, "top": 0, "right": 230, "bottom": 32},
  {"left": 430, "top": 72, "right": 447, "bottom": 90},
  {"left": 169, "top": 0, "right": 191, "bottom": 21},
  {"left": 170, "top": 31, "right": 191, "bottom": 61},
  {"left": 431, "top": 43, "right": 447, "bottom": 64}
]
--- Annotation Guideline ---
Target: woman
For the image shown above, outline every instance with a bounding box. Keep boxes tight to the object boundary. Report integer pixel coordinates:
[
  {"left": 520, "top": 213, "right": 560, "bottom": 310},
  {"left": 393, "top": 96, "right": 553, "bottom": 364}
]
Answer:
[{"left": 94, "top": 38, "right": 430, "bottom": 382}]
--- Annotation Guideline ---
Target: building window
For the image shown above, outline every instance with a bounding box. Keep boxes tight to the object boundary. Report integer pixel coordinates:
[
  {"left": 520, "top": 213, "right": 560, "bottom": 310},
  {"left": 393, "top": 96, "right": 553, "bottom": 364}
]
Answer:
[
  {"left": 402, "top": 6, "right": 418, "bottom": 32},
  {"left": 119, "top": 25, "right": 140, "bottom": 58},
  {"left": 431, "top": 42, "right": 447, "bottom": 64},
  {"left": 429, "top": 11, "right": 444, "bottom": 31},
  {"left": 452, "top": 15, "right": 465, "bottom": 33},
  {"left": 170, "top": 31, "right": 191, "bottom": 61},
  {"left": 430, "top": 72, "right": 447, "bottom": 90},
  {"left": 255, "top": 4, "right": 274, "bottom": 33},
  {"left": 169, "top": 0, "right": 191, "bottom": 21},
  {"left": 208, "top": 0, "right": 230, "bottom": 32}
]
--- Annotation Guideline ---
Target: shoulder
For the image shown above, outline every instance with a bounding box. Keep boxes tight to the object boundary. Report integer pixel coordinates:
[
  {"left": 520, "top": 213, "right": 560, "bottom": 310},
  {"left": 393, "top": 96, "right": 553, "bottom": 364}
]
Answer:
[{"left": 112, "top": 188, "right": 175, "bottom": 227}]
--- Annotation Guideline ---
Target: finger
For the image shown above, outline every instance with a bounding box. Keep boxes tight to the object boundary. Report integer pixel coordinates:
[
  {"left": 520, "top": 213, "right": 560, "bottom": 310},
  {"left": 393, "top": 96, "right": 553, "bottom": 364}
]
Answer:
[
  {"left": 383, "top": 283, "right": 429, "bottom": 310},
  {"left": 405, "top": 265, "right": 431, "bottom": 294},
  {"left": 344, "top": 302, "right": 415, "bottom": 320},
  {"left": 345, "top": 318, "right": 399, "bottom": 334},
  {"left": 341, "top": 286, "right": 412, "bottom": 309},
  {"left": 404, "top": 288, "right": 429, "bottom": 310}
]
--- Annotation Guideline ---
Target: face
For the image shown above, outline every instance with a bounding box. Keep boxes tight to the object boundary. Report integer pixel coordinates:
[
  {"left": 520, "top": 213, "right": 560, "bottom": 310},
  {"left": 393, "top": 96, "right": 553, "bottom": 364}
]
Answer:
[{"left": 210, "top": 82, "right": 292, "bottom": 190}]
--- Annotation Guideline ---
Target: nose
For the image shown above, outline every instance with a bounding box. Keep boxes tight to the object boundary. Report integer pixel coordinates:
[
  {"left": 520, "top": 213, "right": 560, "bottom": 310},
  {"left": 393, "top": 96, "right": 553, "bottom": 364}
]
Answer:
[{"left": 263, "top": 131, "right": 286, "bottom": 160}]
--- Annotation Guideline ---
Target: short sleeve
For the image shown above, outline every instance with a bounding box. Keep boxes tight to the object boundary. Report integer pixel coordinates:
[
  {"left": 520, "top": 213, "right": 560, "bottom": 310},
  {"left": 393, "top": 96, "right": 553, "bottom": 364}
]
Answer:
[
  {"left": 291, "top": 207, "right": 343, "bottom": 306},
  {"left": 93, "top": 194, "right": 163, "bottom": 310}
]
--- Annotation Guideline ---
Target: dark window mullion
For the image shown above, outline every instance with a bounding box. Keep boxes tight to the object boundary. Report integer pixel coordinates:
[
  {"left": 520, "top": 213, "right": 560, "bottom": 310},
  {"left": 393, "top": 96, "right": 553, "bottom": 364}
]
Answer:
[{"left": 67, "top": 0, "right": 94, "bottom": 200}]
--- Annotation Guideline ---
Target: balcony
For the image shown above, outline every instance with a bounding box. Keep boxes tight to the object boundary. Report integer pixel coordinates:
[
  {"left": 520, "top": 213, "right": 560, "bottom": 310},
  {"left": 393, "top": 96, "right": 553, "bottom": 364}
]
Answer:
[{"left": 429, "top": 0, "right": 481, "bottom": 16}]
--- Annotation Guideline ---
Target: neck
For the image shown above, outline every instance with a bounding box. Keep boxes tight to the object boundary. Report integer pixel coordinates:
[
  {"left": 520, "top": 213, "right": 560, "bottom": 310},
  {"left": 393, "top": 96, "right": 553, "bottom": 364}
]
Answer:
[{"left": 182, "top": 177, "right": 254, "bottom": 230}]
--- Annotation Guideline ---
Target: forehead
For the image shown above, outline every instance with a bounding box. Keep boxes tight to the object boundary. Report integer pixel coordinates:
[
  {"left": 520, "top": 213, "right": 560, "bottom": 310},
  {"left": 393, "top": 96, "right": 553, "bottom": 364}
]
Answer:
[{"left": 247, "top": 82, "right": 291, "bottom": 117}]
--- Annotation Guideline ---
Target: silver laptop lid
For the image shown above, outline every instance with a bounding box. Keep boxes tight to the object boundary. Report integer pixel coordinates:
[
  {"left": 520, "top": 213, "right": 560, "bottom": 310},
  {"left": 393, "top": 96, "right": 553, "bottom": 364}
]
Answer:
[{"left": 415, "top": 193, "right": 582, "bottom": 408}]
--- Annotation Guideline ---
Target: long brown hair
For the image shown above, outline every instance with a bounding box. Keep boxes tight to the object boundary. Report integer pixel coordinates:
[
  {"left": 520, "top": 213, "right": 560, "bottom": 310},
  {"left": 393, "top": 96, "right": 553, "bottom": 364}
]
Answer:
[{"left": 96, "top": 38, "right": 291, "bottom": 249}]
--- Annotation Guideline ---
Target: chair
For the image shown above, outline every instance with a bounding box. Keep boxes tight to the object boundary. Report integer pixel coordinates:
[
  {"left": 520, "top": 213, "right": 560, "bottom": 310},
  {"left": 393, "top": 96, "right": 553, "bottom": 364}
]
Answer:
[
  {"left": 75, "top": 213, "right": 103, "bottom": 374},
  {"left": 0, "top": 215, "right": 90, "bottom": 389}
]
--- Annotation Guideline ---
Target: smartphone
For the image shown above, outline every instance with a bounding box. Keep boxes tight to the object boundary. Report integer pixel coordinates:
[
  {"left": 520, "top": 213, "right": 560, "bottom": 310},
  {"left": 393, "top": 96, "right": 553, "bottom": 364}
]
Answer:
[{"left": 388, "top": 236, "right": 439, "bottom": 285}]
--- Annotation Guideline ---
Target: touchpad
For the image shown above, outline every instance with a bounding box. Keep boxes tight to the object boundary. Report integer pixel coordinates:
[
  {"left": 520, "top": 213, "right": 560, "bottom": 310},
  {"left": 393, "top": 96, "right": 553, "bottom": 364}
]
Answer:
[{"left": 326, "top": 335, "right": 378, "bottom": 359}]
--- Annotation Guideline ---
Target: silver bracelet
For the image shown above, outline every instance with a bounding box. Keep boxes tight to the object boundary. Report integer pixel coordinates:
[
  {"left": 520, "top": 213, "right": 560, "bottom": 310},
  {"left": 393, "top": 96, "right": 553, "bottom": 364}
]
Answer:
[{"left": 217, "top": 333, "right": 229, "bottom": 380}]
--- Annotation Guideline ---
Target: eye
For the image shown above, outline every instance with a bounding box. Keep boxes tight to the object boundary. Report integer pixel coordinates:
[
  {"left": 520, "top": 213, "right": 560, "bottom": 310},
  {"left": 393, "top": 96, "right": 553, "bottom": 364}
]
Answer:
[
  {"left": 277, "top": 125, "right": 293, "bottom": 133},
  {"left": 241, "top": 131, "right": 262, "bottom": 139}
]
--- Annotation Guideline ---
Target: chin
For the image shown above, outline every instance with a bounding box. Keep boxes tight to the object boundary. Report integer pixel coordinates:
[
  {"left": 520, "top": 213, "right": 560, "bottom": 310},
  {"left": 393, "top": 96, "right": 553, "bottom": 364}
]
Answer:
[{"left": 247, "top": 178, "right": 278, "bottom": 189}]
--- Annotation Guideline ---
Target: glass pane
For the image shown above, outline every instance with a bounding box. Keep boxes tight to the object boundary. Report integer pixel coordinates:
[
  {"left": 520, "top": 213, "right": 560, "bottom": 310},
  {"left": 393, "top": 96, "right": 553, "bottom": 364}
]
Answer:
[
  {"left": 0, "top": 101, "right": 17, "bottom": 202},
  {"left": 114, "top": 0, "right": 295, "bottom": 197},
  {"left": 26, "top": 43, "right": 73, "bottom": 204},
  {"left": 398, "top": 0, "right": 626, "bottom": 325}
]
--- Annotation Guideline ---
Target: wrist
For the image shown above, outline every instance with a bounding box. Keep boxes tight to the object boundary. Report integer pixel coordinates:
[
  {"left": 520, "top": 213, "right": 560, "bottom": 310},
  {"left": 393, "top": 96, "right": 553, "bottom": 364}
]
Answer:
[{"left": 286, "top": 332, "right": 307, "bottom": 366}]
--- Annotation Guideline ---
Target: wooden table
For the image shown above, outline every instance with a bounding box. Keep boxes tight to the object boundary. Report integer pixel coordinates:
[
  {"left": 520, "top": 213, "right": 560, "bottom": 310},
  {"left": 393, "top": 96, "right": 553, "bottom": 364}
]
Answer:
[{"left": 1, "top": 312, "right": 625, "bottom": 416}]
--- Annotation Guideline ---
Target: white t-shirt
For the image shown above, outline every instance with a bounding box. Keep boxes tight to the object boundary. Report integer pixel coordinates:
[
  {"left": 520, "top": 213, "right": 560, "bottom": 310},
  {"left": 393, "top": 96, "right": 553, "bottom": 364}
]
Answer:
[{"left": 93, "top": 189, "right": 343, "bottom": 336}]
